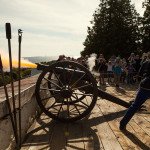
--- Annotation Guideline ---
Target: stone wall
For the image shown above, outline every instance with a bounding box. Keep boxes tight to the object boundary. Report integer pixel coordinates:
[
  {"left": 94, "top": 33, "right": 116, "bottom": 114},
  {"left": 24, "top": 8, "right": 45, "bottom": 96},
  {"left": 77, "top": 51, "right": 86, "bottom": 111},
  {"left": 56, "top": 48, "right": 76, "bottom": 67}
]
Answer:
[{"left": 0, "top": 76, "right": 40, "bottom": 150}]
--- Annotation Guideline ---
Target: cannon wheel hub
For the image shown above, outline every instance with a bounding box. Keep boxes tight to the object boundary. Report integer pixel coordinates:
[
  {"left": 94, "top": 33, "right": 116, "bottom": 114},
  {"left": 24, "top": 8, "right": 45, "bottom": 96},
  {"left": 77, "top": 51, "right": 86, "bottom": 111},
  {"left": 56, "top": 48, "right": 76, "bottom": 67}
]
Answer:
[{"left": 61, "top": 87, "right": 72, "bottom": 98}]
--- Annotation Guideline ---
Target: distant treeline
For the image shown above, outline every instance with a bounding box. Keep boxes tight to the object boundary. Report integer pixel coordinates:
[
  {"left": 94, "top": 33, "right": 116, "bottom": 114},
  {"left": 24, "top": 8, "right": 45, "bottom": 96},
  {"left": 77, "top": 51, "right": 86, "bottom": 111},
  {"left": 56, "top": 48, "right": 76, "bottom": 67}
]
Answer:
[
  {"left": 0, "top": 68, "right": 31, "bottom": 87},
  {"left": 81, "top": 0, "right": 150, "bottom": 59}
]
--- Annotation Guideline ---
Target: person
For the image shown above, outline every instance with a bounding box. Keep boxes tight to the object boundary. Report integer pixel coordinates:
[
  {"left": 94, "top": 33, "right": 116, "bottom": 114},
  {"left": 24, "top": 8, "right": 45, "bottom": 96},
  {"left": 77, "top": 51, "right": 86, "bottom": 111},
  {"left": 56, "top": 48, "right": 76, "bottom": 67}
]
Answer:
[
  {"left": 109, "top": 55, "right": 116, "bottom": 66},
  {"left": 57, "top": 55, "right": 65, "bottom": 61},
  {"left": 126, "top": 61, "right": 135, "bottom": 84},
  {"left": 133, "top": 54, "right": 141, "bottom": 82},
  {"left": 112, "top": 57, "right": 122, "bottom": 87},
  {"left": 141, "top": 53, "right": 147, "bottom": 65},
  {"left": 107, "top": 61, "right": 113, "bottom": 83},
  {"left": 98, "top": 58, "right": 107, "bottom": 85},
  {"left": 120, "top": 52, "right": 150, "bottom": 130},
  {"left": 121, "top": 58, "right": 127, "bottom": 83},
  {"left": 134, "top": 54, "right": 141, "bottom": 72},
  {"left": 99, "top": 53, "right": 105, "bottom": 60},
  {"left": 128, "top": 52, "right": 135, "bottom": 64}
]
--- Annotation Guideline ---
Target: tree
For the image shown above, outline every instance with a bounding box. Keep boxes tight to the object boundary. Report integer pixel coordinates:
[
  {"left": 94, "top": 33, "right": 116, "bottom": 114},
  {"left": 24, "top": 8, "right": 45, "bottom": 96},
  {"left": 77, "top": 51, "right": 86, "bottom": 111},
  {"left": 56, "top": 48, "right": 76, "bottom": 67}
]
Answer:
[
  {"left": 142, "top": 0, "right": 150, "bottom": 52},
  {"left": 81, "top": 0, "right": 140, "bottom": 59}
]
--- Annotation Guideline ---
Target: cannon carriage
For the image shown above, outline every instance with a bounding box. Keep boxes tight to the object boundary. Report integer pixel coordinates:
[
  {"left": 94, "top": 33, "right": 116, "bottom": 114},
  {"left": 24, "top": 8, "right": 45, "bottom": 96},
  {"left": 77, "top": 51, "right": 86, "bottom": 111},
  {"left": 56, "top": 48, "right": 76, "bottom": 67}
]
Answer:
[{"left": 35, "top": 61, "right": 131, "bottom": 122}]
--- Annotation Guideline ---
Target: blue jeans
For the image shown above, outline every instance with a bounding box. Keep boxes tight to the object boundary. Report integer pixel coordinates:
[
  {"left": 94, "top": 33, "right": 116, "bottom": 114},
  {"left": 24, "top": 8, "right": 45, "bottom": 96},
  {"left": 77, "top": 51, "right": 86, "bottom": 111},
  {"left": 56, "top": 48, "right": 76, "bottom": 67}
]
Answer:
[{"left": 120, "top": 88, "right": 150, "bottom": 127}]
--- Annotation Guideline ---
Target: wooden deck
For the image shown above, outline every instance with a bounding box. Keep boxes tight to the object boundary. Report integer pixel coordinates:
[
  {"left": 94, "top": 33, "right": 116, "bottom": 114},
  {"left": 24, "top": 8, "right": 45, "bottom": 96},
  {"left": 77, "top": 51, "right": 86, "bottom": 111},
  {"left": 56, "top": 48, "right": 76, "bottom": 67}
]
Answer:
[{"left": 21, "top": 84, "right": 150, "bottom": 150}]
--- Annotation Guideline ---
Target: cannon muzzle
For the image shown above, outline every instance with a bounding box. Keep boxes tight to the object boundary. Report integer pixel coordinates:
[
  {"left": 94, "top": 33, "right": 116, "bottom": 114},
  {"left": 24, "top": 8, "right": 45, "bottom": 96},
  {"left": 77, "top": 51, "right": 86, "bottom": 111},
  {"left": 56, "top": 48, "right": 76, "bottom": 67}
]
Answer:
[{"left": 36, "top": 63, "right": 49, "bottom": 70}]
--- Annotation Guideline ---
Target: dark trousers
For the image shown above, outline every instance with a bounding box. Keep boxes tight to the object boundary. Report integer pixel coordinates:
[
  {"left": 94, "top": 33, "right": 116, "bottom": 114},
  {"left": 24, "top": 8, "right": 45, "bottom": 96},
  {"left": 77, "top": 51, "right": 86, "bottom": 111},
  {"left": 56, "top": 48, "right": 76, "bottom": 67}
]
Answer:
[
  {"left": 127, "top": 73, "right": 134, "bottom": 84},
  {"left": 120, "top": 88, "right": 150, "bottom": 127}
]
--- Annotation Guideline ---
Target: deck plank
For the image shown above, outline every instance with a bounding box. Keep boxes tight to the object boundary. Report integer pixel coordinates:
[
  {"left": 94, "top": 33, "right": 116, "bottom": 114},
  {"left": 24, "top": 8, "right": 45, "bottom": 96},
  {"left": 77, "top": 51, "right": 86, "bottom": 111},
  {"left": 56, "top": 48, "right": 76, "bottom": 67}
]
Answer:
[
  {"left": 21, "top": 114, "right": 54, "bottom": 150},
  {"left": 66, "top": 122, "right": 85, "bottom": 150},
  {"left": 133, "top": 116, "right": 150, "bottom": 136},
  {"left": 91, "top": 103, "right": 123, "bottom": 150},
  {"left": 48, "top": 122, "right": 68, "bottom": 150},
  {"left": 83, "top": 109, "right": 105, "bottom": 150},
  {"left": 97, "top": 99, "right": 139, "bottom": 150}
]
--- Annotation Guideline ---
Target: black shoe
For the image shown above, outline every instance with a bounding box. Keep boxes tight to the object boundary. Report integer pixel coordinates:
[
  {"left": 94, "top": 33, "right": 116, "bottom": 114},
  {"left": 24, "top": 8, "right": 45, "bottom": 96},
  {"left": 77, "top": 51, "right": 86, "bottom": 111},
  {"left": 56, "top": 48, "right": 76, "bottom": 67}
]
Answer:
[
  {"left": 116, "top": 84, "right": 119, "bottom": 88},
  {"left": 119, "top": 124, "right": 126, "bottom": 131}
]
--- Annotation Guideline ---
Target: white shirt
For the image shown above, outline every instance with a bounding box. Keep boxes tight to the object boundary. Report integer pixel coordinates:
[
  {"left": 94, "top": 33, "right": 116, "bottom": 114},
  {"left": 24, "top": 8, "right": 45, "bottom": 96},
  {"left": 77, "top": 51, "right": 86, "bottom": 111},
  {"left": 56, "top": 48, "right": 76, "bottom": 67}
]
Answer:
[{"left": 107, "top": 64, "right": 113, "bottom": 71}]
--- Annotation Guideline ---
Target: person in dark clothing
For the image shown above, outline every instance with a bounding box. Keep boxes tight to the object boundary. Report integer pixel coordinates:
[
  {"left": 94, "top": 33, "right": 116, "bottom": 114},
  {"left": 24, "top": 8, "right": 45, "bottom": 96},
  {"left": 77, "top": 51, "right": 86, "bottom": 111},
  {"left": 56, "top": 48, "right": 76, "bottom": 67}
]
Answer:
[
  {"left": 120, "top": 52, "right": 150, "bottom": 130},
  {"left": 133, "top": 55, "right": 141, "bottom": 82},
  {"left": 57, "top": 55, "right": 65, "bottom": 61},
  {"left": 126, "top": 61, "right": 135, "bottom": 84},
  {"left": 134, "top": 55, "right": 141, "bottom": 72},
  {"left": 98, "top": 58, "right": 107, "bottom": 85}
]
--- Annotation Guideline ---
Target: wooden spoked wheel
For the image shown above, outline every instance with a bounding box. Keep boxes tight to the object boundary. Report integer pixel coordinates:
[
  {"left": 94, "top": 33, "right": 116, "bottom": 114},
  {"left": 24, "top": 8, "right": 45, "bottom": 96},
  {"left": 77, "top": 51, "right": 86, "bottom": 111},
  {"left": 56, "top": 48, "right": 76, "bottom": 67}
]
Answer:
[{"left": 35, "top": 61, "right": 98, "bottom": 122}]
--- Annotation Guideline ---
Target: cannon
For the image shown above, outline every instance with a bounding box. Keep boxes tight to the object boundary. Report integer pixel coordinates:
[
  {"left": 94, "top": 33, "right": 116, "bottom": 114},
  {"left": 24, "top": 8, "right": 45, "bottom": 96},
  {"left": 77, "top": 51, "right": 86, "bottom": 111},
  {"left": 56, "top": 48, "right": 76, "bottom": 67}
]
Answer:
[{"left": 35, "top": 61, "right": 131, "bottom": 122}]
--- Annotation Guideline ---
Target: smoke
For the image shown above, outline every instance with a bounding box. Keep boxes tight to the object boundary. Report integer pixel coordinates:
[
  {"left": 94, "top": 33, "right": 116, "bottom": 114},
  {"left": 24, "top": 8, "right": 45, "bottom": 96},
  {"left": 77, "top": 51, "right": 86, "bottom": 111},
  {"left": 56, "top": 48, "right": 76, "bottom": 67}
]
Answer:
[
  {"left": 87, "top": 53, "right": 100, "bottom": 77},
  {"left": 0, "top": 49, "right": 37, "bottom": 70},
  {"left": 87, "top": 53, "right": 97, "bottom": 72}
]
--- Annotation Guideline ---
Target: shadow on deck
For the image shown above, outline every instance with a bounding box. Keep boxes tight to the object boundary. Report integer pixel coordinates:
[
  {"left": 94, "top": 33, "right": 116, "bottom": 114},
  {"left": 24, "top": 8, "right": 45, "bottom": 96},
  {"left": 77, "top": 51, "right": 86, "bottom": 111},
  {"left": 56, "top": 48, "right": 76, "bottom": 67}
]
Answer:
[
  {"left": 21, "top": 108, "right": 150, "bottom": 150},
  {"left": 21, "top": 85, "right": 150, "bottom": 150}
]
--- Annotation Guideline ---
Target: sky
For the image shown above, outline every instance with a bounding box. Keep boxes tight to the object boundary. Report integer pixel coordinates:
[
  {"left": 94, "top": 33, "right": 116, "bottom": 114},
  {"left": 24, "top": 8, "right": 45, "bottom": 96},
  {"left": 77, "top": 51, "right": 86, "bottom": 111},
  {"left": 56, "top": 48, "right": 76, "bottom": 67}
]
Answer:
[{"left": 0, "top": 0, "right": 145, "bottom": 57}]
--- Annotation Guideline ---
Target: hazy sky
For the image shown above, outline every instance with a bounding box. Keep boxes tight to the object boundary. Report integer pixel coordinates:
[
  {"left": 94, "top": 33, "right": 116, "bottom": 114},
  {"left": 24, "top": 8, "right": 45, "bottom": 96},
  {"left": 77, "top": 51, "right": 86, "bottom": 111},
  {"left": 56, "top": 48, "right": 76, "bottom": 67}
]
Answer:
[{"left": 0, "top": 0, "right": 145, "bottom": 57}]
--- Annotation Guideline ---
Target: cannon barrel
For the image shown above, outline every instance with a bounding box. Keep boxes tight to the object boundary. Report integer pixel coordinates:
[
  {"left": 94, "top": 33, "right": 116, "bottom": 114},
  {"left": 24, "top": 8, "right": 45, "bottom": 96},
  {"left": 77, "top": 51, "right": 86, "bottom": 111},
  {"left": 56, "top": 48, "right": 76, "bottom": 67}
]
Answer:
[
  {"left": 37, "top": 63, "right": 90, "bottom": 81},
  {"left": 37, "top": 63, "right": 85, "bottom": 74},
  {"left": 37, "top": 63, "right": 49, "bottom": 70},
  {"left": 97, "top": 88, "right": 130, "bottom": 108}
]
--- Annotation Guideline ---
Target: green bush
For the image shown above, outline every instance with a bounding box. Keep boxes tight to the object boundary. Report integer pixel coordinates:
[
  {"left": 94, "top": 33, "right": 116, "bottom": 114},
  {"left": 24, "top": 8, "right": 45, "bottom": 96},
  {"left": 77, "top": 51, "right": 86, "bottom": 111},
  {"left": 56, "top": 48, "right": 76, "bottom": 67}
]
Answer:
[
  {"left": 0, "top": 74, "right": 11, "bottom": 87},
  {"left": 0, "top": 68, "right": 32, "bottom": 87},
  {"left": 21, "top": 69, "right": 31, "bottom": 78}
]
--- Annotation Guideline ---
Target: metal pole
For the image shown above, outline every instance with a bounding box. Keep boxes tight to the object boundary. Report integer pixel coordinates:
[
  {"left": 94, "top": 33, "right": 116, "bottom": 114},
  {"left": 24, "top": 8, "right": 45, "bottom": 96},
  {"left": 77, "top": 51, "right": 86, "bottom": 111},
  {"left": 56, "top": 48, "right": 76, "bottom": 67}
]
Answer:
[
  {"left": 0, "top": 55, "right": 18, "bottom": 145},
  {"left": 18, "top": 29, "right": 23, "bottom": 148},
  {"left": 5, "top": 23, "right": 19, "bottom": 146}
]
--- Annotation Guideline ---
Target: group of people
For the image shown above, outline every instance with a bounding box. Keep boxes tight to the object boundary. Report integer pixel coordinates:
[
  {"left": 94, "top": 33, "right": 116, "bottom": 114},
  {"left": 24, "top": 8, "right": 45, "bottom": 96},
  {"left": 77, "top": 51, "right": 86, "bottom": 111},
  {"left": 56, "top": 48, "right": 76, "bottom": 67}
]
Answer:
[
  {"left": 57, "top": 52, "right": 150, "bottom": 131},
  {"left": 94, "top": 52, "right": 150, "bottom": 87},
  {"left": 57, "top": 52, "right": 149, "bottom": 88}
]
